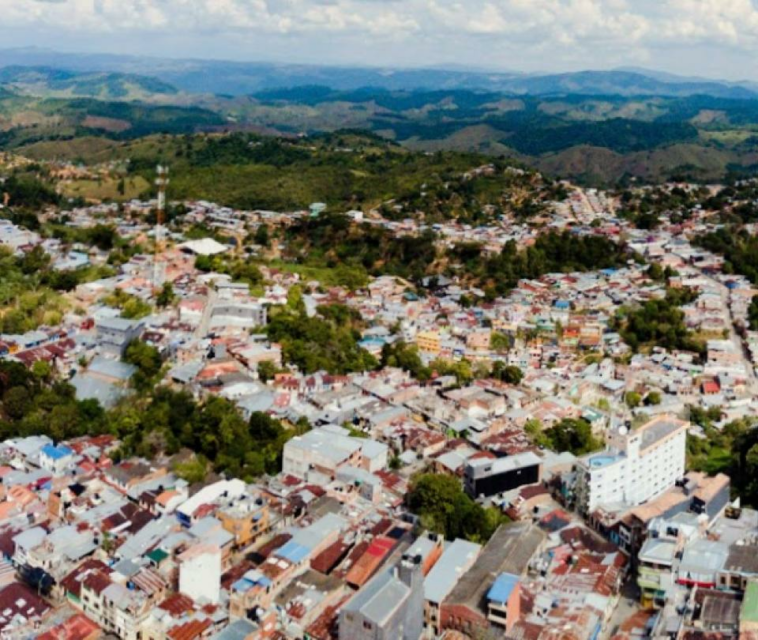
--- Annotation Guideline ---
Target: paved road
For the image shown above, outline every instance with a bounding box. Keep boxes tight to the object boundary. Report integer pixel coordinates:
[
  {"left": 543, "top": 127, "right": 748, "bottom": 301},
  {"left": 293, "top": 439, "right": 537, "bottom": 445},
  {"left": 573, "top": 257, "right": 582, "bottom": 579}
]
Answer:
[{"left": 703, "top": 272, "right": 758, "bottom": 391}]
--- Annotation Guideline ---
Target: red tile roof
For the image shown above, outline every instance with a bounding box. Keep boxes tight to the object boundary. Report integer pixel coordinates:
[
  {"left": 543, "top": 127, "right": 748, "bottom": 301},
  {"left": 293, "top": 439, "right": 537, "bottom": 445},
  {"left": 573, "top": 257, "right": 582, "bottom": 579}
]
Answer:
[
  {"left": 167, "top": 617, "right": 213, "bottom": 640},
  {"left": 159, "top": 593, "right": 195, "bottom": 617},
  {"left": 38, "top": 613, "right": 100, "bottom": 640}
]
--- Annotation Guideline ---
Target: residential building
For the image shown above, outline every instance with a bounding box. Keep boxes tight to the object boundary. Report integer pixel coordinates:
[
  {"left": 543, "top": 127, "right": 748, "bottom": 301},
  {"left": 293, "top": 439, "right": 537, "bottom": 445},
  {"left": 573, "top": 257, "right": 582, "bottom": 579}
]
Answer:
[{"left": 339, "top": 555, "right": 425, "bottom": 640}]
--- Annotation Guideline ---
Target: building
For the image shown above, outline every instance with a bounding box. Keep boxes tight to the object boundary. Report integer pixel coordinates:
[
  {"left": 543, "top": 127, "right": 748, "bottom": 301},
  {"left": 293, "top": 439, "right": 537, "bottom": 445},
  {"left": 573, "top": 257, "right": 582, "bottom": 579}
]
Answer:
[
  {"left": 209, "top": 302, "right": 267, "bottom": 332},
  {"left": 95, "top": 317, "right": 144, "bottom": 356},
  {"left": 423, "top": 539, "right": 481, "bottom": 636},
  {"left": 282, "top": 425, "right": 364, "bottom": 480},
  {"left": 338, "top": 555, "right": 424, "bottom": 640},
  {"left": 217, "top": 494, "right": 270, "bottom": 549},
  {"left": 575, "top": 416, "right": 689, "bottom": 515},
  {"left": 485, "top": 573, "right": 521, "bottom": 633},
  {"left": 39, "top": 443, "right": 75, "bottom": 474},
  {"left": 415, "top": 331, "right": 441, "bottom": 355},
  {"left": 179, "top": 544, "right": 222, "bottom": 605},
  {"left": 440, "top": 523, "right": 545, "bottom": 637},
  {"left": 463, "top": 451, "right": 542, "bottom": 499}
]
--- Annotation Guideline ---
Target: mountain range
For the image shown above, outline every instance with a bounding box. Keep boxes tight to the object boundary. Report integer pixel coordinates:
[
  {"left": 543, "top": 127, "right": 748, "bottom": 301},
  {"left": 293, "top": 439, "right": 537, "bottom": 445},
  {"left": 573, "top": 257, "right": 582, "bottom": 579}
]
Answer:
[{"left": 0, "top": 47, "right": 756, "bottom": 99}]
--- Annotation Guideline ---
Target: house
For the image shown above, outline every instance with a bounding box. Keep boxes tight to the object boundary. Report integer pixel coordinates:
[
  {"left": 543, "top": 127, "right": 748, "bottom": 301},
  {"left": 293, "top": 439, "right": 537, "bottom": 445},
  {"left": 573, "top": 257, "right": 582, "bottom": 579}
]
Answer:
[
  {"left": 339, "top": 555, "right": 425, "bottom": 640},
  {"left": 95, "top": 317, "right": 144, "bottom": 356},
  {"left": 423, "top": 539, "right": 481, "bottom": 636},
  {"left": 440, "top": 523, "right": 545, "bottom": 637},
  {"left": 39, "top": 444, "right": 75, "bottom": 474}
]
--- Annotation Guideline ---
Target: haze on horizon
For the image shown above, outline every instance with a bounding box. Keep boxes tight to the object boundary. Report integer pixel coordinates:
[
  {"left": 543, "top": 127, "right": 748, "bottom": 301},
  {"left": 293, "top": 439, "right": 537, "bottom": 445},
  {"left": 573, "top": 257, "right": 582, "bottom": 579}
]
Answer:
[{"left": 2, "top": 0, "right": 757, "bottom": 83}]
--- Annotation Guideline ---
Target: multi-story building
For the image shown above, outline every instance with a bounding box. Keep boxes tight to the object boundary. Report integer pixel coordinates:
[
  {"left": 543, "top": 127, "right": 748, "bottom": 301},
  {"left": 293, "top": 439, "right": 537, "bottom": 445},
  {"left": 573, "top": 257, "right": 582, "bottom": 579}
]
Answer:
[
  {"left": 416, "top": 331, "right": 441, "bottom": 355},
  {"left": 96, "top": 317, "right": 145, "bottom": 356},
  {"left": 423, "top": 539, "right": 481, "bottom": 636},
  {"left": 574, "top": 416, "right": 688, "bottom": 515},
  {"left": 637, "top": 512, "right": 702, "bottom": 609},
  {"left": 463, "top": 451, "right": 542, "bottom": 499},
  {"left": 339, "top": 555, "right": 425, "bottom": 640},
  {"left": 217, "top": 493, "right": 270, "bottom": 549}
]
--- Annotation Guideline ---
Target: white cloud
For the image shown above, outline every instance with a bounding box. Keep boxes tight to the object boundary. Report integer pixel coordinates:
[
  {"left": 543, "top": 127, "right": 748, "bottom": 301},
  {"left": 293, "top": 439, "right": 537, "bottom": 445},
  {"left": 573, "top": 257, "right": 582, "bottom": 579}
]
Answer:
[{"left": 2, "top": 0, "right": 757, "bottom": 77}]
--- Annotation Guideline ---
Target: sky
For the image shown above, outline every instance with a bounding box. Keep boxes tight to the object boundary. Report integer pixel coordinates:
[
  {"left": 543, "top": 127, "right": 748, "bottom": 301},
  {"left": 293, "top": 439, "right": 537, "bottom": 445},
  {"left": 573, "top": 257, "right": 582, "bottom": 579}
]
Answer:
[{"left": 2, "top": 0, "right": 757, "bottom": 81}]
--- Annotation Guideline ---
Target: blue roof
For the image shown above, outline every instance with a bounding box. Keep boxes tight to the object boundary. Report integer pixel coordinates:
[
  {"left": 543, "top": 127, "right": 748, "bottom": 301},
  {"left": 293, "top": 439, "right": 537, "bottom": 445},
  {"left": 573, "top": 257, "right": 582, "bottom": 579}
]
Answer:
[
  {"left": 276, "top": 540, "right": 310, "bottom": 563},
  {"left": 41, "top": 444, "right": 73, "bottom": 460},
  {"left": 232, "top": 571, "right": 272, "bottom": 592},
  {"left": 487, "top": 572, "right": 520, "bottom": 605}
]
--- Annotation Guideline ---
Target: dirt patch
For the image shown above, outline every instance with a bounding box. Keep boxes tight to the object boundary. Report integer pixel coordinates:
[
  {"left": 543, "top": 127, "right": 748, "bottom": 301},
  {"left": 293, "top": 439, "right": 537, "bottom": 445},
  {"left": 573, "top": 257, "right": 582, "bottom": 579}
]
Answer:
[{"left": 82, "top": 115, "right": 132, "bottom": 133}]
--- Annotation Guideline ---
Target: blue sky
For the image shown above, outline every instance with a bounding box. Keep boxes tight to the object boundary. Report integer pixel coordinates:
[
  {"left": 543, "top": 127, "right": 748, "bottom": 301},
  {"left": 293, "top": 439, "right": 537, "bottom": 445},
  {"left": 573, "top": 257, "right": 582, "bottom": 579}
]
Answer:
[{"left": 4, "top": 0, "right": 757, "bottom": 81}]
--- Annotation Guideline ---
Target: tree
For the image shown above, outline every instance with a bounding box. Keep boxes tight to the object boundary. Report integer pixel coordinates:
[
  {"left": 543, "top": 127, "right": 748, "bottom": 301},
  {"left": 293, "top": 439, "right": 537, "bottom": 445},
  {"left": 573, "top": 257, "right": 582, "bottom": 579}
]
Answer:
[
  {"left": 19, "top": 246, "right": 50, "bottom": 275},
  {"left": 156, "top": 282, "right": 175, "bottom": 308},
  {"left": 493, "top": 363, "right": 523, "bottom": 385},
  {"left": 174, "top": 455, "right": 208, "bottom": 484},
  {"left": 257, "top": 361, "right": 279, "bottom": 383},
  {"left": 124, "top": 340, "right": 162, "bottom": 390},
  {"left": 31, "top": 361, "right": 52, "bottom": 382},
  {"left": 406, "top": 474, "right": 508, "bottom": 543},
  {"left": 543, "top": 418, "right": 602, "bottom": 455},
  {"left": 626, "top": 391, "right": 642, "bottom": 409},
  {"left": 749, "top": 295, "right": 758, "bottom": 331},
  {"left": 254, "top": 224, "right": 270, "bottom": 247},
  {"left": 645, "top": 391, "right": 662, "bottom": 406}
]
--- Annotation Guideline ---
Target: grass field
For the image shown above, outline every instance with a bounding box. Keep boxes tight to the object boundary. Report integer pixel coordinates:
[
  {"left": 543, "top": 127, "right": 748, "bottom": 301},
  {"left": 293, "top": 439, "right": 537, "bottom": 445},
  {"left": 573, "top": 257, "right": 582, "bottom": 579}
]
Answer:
[{"left": 59, "top": 175, "right": 151, "bottom": 202}]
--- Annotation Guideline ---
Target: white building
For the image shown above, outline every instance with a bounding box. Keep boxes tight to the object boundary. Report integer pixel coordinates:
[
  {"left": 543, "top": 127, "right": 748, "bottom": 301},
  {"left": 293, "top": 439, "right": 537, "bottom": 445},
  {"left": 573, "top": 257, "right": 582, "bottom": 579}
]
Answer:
[
  {"left": 575, "top": 416, "right": 688, "bottom": 514},
  {"left": 179, "top": 544, "right": 222, "bottom": 605},
  {"left": 282, "top": 425, "right": 387, "bottom": 480}
]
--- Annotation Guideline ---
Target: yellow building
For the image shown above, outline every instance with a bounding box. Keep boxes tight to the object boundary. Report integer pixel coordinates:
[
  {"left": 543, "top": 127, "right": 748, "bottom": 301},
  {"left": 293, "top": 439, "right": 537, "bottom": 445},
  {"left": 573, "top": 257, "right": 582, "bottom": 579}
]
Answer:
[
  {"left": 416, "top": 330, "right": 441, "bottom": 355},
  {"left": 217, "top": 498, "right": 270, "bottom": 549}
]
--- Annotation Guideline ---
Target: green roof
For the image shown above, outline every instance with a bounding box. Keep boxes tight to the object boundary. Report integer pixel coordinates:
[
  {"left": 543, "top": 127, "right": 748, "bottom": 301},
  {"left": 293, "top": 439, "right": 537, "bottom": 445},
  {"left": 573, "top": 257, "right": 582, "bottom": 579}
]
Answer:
[
  {"left": 146, "top": 548, "right": 169, "bottom": 564},
  {"left": 742, "top": 581, "right": 758, "bottom": 622}
]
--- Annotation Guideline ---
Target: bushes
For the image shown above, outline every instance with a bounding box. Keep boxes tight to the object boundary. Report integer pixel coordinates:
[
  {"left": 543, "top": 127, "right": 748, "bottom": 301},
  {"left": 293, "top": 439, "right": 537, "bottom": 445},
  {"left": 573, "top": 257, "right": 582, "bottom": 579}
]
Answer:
[
  {"left": 615, "top": 289, "right": 704, "bottom": 355},
  {"left": 406, "top": 474, "right": 508, "bottom": 543},
  {"left": 265, "top": 303, "right": 378, "bottom": 374},
  {"left": 542, "top": 418, "right": 603, "bottom": 455}
]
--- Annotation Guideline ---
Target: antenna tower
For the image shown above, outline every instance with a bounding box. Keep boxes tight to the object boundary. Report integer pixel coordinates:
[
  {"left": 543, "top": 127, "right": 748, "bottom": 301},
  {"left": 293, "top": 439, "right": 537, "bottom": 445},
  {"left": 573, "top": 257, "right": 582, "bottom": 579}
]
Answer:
[{"left": 152, "top": 165, "right": 170, "bottom": 290}]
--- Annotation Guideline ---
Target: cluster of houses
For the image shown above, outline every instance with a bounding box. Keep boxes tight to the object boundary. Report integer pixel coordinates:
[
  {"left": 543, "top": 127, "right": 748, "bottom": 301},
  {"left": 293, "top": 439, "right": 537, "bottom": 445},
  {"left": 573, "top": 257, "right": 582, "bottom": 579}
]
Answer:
[{"left": 2, "top": 174, "right": 758, "bottom": 639}]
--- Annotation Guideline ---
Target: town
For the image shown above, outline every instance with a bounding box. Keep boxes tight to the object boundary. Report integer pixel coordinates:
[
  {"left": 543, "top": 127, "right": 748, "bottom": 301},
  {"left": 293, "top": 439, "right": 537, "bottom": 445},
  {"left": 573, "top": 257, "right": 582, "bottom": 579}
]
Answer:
[{"left": 1, "top": 154, "right": 758, "bottom": 640}]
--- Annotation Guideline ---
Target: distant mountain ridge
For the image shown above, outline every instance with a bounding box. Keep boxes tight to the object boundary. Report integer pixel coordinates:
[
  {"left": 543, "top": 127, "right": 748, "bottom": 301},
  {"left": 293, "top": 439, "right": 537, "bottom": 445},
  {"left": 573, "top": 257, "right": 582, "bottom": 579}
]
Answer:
[
  {"left": 0, "top": 48, "right": 755, "bottom": 99},
  {"left": 0, "top": 65, "right": 179, "bottom": 100}
]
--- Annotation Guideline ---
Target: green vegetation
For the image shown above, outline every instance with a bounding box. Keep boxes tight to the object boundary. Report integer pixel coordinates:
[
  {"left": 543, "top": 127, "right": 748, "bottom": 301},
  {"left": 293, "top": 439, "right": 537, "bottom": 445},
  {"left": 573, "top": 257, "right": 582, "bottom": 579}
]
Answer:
[
  {"left": 284, "top": 212, "right": 438, "bottom": 281},
  {"left": 265, "top": 303, "right": 378, "bottom": 374},
  {"left": 749, "top": 296, "right": 758, "bottom": 331},
  {"left": 102, "top": 289, "right": 152, "bottom": 320},
  {"left": 492, "top": 363, "right": 523, "bottom": 385},
  {"left": 109, "top": 388, "right": 309, "bottom": 481},
  {"left": 381, "top": 341, "right": 431, "bottom": 381},
  {"left": 696, "top": 229, "right": 758, "bottom": 284},
  {"left": 541, "top": 418, "right": 603, "bottom": 455},
  {"left": 123, "top": 340, "right": 163, "bottom": 391},
  {"left": 687, "top": 416, "right": 758, "bottom": 507},
  {"left": 3, "top": 174, "right": 60, "bottom": 210},
  {"left": 460, "top": 231, "right": 631, "bottom": 295},
  {"left": 0, "top": 360, "right": 106, "bottom": 442},
  {"left": 406, "top": 473, "right": 509, "bottom": 543},
  {"left": 614, "top": 288, "right": 705, "bottom": 356},
  {"left": 0, "top": 370, "right": 312, "bottom": 482},
  {"left": 0, "top": 247, "right": 72, "bottom": 333}
]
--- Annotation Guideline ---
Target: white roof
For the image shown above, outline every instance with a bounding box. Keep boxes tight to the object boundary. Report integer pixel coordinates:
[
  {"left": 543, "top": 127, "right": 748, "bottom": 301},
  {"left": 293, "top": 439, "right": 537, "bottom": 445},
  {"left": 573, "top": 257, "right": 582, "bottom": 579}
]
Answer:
[{"left": 178, "top": 238, "right": 229, "bottom": 256}]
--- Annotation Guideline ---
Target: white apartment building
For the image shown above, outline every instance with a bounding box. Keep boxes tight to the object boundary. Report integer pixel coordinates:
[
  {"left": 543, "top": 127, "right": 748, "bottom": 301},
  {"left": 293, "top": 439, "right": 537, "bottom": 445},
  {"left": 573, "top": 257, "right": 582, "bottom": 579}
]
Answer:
[{"left": 574, "top": 416, "right": 688, "bottom": 514}]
